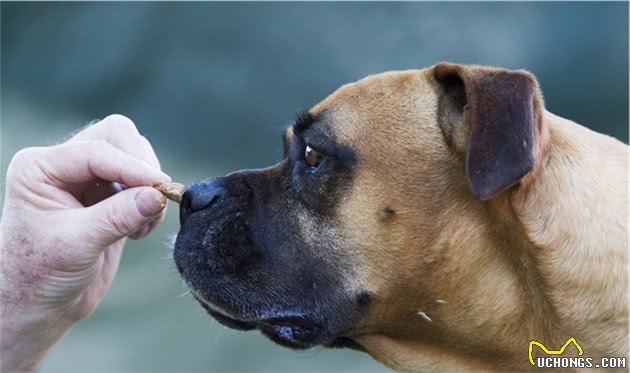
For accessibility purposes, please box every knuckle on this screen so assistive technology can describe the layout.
[7,147,43,177]
[10,147,38,165]
[83,139,112,154]
[80,140,117,172]
[68,140,105,163]
[102,114,138,134]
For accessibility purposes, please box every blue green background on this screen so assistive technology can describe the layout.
[1,2,627,372]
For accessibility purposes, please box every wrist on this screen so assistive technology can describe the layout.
[1,304,74,372]
[0,276,75,372]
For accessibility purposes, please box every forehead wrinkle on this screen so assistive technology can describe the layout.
[292,111,318,135]
[291,110,332,147]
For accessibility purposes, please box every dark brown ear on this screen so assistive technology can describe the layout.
[433,62,544,200]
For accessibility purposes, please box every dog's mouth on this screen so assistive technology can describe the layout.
[192,293,321,349]
[205,308,257,331]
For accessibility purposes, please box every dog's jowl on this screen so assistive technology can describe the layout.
[174,63,628,371]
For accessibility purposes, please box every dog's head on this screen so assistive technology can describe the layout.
[174,63,544,361]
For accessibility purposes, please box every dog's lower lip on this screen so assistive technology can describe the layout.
[191,291,318,332]
[259,316,318,330]
[208,309,321,346]
[208,309,257,330]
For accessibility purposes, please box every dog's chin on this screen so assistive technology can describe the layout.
[192,294,322,349]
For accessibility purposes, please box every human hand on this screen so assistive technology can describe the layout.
[0,115,170,372]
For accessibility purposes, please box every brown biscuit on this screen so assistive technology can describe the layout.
[154,182,185,203]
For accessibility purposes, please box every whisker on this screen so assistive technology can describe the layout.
[416,310,432,322]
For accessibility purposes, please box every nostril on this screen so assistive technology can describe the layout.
[179,190,193,226]
[179,180,225,225]
[189,187,223,211]
[181,190,192,210]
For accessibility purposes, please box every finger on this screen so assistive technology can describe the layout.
[129,223,151,240]
[129,204,166,240]
[41,140,170,187]
[137,134,161,170]
[80,186,166,248]
[100,243,124,293]
[146,210,165,233]
[71,114,162,170]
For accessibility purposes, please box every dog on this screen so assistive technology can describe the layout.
[173,62,628,371]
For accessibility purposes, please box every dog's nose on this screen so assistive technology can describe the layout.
[180,179,225,225]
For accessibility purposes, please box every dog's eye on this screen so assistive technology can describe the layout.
[304,145,322,168]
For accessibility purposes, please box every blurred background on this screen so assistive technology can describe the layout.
[1,2,628,372]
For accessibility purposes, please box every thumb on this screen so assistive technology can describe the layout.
[82,186,166,248]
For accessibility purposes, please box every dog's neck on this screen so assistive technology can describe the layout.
[511,111,628,359]
[356,111,628,371]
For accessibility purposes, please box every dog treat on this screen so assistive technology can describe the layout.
[154,182,185,203]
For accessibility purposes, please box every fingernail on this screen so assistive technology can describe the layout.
[136,188,166,217]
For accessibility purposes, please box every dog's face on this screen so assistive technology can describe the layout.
[174,63,542,360]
